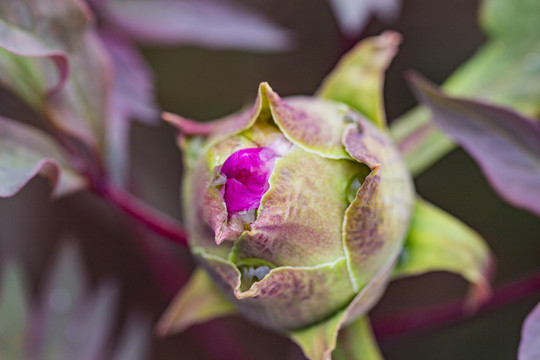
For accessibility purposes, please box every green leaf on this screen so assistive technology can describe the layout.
[391,0,540,175]
[480,0,540,38]
[0,261,28,360]
[393,199,493,306]
[156,268,236,336]
[317,31,401,128]
[0,116,87,197]
[333,318,383,360]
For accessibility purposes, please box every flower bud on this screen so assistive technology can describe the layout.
[181,83,414,331]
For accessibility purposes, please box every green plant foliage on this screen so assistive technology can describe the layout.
[391,0,540,175]
[317,31,401,128]
[394,199,492,305]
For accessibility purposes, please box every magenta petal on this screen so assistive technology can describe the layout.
[223,179,260,213]
[220,147,276,213]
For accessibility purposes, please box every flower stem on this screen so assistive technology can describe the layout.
[93,182,188,246]
[372,270,540,339]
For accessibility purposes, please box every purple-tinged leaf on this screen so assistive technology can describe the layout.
[328,0,401,36]
[98,28,158,185]
[27,243,86,359]
[101,0,292,51]
[28,242,150,359]
[112,316,150,360]
[410,74,540,217]
[99,29,157,126]
[391,0,540,176]
[519,301,540,360]
[0,0,112,150]
[0,19,68,96]
[0,116,86,198]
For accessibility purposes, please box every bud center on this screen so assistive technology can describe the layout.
[219,147,277,213]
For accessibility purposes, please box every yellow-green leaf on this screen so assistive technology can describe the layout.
[289,309,344,360]
[317,31,401,128]
[393,199,493,306]
[333,317,383,360]
[156,268,236,336]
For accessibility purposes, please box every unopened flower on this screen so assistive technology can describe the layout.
[172,82,415,331]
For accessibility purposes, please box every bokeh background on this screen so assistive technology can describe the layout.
[1,0,539,359]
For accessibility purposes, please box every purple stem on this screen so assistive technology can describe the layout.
[372,270,540,339]
[93,182,188,246]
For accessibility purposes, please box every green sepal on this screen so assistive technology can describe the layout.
[393,198,493,306]
[333,317,383,360]
[288,261,393,360]
[289,309,345,360]
[316,31,401,129]
[156,268,236,336]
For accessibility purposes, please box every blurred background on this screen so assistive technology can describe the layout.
[1,0,539,359]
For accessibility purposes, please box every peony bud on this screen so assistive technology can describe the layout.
[177,82,414,331]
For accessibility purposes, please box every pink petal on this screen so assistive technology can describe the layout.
[220,147,277,213]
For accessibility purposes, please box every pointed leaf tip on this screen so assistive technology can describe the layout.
[334,317,383,360]
[394,199,494,308]
[317,31,401,128]
[156,268,235,336]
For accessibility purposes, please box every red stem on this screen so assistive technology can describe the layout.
[372,270,540,339]
[93,182,188,246]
